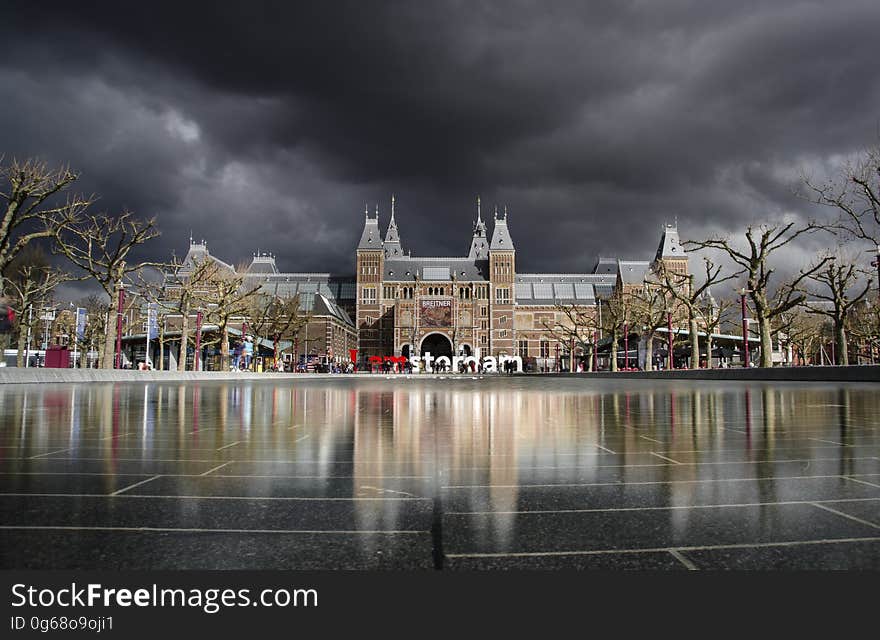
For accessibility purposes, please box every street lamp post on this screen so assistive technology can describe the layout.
[69,303,77,369]
[555,343,560,373]
[623,320,629,371]
[24,305,35,367]
[194,310,203,371]
[115,285,125,369]
[592,329,598,372]
[667,310,674,370]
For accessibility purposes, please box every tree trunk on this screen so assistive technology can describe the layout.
[644,333,654,371]
[705,335,714,369]
[16,326,27,367]
[158,320,165,371]
[220,324,230,371]
[586,343,594,372]
[103,303,116,369]
[835,321,848,366]
[610,330,619,372]
[178,304,189,372]
[689,314,699,369]
[759,316,773,367]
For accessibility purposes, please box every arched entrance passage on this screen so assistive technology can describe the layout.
[401,344,411,358]
[420,333,453,358]
[459,344,472,357]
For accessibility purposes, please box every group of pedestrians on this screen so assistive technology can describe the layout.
[231,337,254,371]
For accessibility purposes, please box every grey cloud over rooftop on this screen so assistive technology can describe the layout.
[1,1,878,282]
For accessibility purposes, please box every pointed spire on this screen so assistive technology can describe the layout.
[383,195,403,257]
[504,205,508,220]
[477,195,481,222]
[364,203,368,220]
[375,203,379,219]
[494,205,498,219]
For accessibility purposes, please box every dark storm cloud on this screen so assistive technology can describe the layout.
[1,0,879,280]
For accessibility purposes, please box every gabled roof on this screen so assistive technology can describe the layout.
[593,257,618,274]
[655,223,686,262]
[490,214,515,251]
[182,240,235,273]
[313,293,354,327]
[357,215,382,250]
[618,260,651,285]
[383,257,490,282]
[247,253,278,274]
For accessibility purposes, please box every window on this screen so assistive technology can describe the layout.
[499,330,508,338]
[480,319,489,330]
[518,339,529,358]
[540,340,550,358]
[361,287,377,304]
[480,334,487,345]
[499,315,507,324]
[383,286,396,299]
[495,287,510,305]
[459,287,471,300]
[533,283,553,298]
[481,306,488,317]
[424,266,450,280]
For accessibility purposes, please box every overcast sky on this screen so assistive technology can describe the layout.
[2,0,878,287]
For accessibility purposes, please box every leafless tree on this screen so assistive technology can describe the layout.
[629,280,672,371]
[0,158,92,295]
[596,291,628,371]
[802,144,880,246]
[687,222,832,367]
[196,264,261,370]
[245,292,310,369]
[3,245,71,366]
[775,307,824,366]
[656,257,737,369]
[161,255,223,371]
[76,294,109,368]
[798,255,871,365]
[53,211,161,368]
[693,292,735,369]
[540,304,598,371]
[847,293,880,364]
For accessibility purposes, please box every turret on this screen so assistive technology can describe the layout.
[383,195,404,257]
[489,205,515,251]
[654,221,688,275]
[467,196,489,259]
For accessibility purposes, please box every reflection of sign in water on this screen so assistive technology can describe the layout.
[420,299,452,327]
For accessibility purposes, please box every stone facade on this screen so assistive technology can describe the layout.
[355,200,690,367]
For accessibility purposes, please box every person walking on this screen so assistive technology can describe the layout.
[243,336,254,370]
[232,342,242,370]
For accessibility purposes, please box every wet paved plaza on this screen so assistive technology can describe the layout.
[1,377,879,570]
